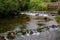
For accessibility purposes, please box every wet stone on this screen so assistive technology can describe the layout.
[0,36,6,40]
[7,31,16,39]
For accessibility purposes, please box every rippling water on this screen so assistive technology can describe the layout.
[13,12,59,40]
[13,27,60,40]
[1,12,59,40]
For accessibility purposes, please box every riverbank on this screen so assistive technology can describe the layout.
[0,14,31,33]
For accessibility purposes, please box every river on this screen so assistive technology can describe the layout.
[13,11,59,40]
[0,11,60,40]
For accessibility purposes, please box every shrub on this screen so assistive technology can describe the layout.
[55,15,60,23]
[37,3,47,11]
[51,0,58,2]
[0,0,30,18]
[57,6,60,15]
[30,2,47,11]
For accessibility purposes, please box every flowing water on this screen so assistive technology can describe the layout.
[0,11,60,40]
[13,27,60,40]
[13,12,59,40]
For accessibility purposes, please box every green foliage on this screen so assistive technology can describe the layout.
[55,15,60,23]
[0,0,30,15]
[30,0,49,11]
[51,0,58,2]
[29,2,38,10]
[37,3,47,11]
[57,6,60,15]
[19,0,30,11]
[30,0,60,11]
[30,0,51,2]
[0,0,19,13]
[0,0,59,14]
[55,15,60,20]
[58,0,60,2]
[30,2,47,11]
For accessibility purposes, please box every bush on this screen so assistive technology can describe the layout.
[0,0,19,13]
[57,6,60,15]
[55,15,60,23]
[30,2,47,11]
[51,0,58,2]
[0,0,30,18]
[37,3,47,11]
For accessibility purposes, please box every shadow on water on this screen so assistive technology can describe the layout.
[0,14,31,33]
